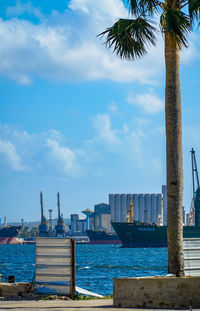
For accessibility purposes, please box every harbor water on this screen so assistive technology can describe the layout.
[0,244,167,296]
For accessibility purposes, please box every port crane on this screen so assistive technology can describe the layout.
[191,148,200,227]
[38,191,49,237]
[54,192,66,237]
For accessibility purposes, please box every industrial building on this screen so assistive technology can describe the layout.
[70,203,111,235]
[91,203,111,232]
[70,214,87,235]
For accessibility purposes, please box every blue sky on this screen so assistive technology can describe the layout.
[0,0,200,222]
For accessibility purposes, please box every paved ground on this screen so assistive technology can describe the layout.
[1,299,112,311]
[0,299,199,311]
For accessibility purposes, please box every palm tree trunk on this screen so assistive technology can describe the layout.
[165,33,184,276]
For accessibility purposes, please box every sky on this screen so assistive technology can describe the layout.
[0,0,200,223]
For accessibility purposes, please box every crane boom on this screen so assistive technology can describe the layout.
[191,148,200,199]
[191,148,200,227]
[40,191,44,219]
[57,192,61,220]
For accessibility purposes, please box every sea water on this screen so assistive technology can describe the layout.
[0,244,167,296]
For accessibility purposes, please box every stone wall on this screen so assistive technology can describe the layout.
[113,276,200,308]
[0,282,34,298]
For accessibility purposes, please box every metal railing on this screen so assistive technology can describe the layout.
[183,238,200,276]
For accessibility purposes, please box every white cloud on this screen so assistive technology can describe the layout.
[0,125,83,175]
[0,139,27,171]
[46,139,81,176]
[93,114,119,144]
[127,91,164,114]
[0,114,165,175]
[92,113,145,150]
[121,123,129,134]
[90,111,165,172]
[108,102,118,113]
[0,0,165,84]
[92,113,147,166]
[133,118,150,126]
[0,0,197,85]
[68,0,127,22]
[6,0,42,18]
[182,33,200,65]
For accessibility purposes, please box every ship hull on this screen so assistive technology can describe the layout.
[88,239,119,245]
[121,241,167,248]
[0,226,22,244]
[0,237,22,245]
[86,230,120,245]
[112,222,200,248]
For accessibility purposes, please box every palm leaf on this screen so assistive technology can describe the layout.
[99,18,157,60]
[128,0,161,16]
[188,0,200,24]
[160,8,191,47]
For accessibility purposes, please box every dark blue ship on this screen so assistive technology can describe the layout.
[86,230,120,244]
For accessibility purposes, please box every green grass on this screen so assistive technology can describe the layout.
[40,296,55,300]
[39,294,113,300]
[74,294,112,300]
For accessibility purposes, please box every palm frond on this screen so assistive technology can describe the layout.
[160,8,191,47]
[128,0,162,16]
[188,0,200,24]
[99,18,157,60]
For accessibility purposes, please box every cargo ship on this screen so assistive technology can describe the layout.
[86,230,120,244]
[112,182,200,248]
[0,226,22,244]
[111,222,200,248]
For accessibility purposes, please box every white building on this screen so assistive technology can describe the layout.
[109,192,163,230]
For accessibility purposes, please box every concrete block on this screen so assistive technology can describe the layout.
[0,282,33,298]
[113,276,200,308]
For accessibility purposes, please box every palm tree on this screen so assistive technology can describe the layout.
[99,0,198,276]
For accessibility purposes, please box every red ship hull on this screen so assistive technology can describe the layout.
[0,237,22,245]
